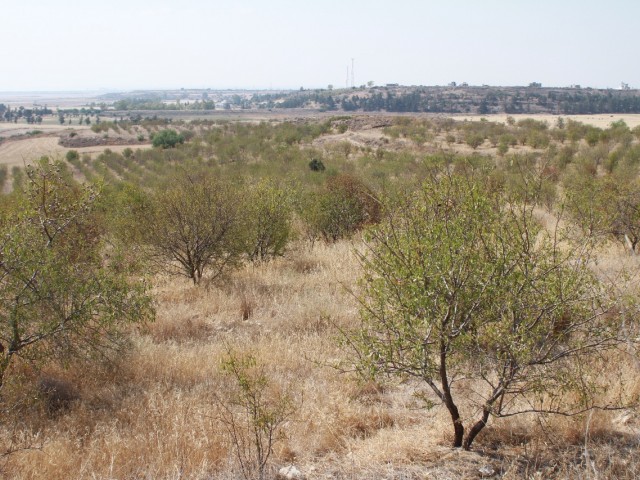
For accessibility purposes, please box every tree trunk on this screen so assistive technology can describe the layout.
[463,407,491,450]
[444,393,464,448]
[440,341,464,447]
[0,352,10,393]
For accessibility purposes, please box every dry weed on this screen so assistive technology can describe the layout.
[2,238,640,479]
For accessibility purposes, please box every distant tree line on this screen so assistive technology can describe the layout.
[252,92,338,110]
[113,97,216,111]
[1,105,53,124]
[253,87,640,114]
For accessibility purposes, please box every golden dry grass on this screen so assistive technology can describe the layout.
[0,138,152,169]
[452,113,640,129]
[1,239,640,479]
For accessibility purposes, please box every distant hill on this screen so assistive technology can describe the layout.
[251,85,640,115]
[97,85,640,116]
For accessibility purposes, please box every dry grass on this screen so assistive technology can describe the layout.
[1,239,639,479]
[451,113,640,129]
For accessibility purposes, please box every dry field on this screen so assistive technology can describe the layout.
[0,140,151,171]
[0,138,151,169]
[2,238,640,479]
[451,113,640,129]
[0,124,87,139]
[2,112,640,478]
[0,122,151,179]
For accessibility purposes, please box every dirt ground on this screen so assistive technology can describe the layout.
[0,137,151,168]
[451,113,640,128]
[0,123,89,139]
[0,119,152,168]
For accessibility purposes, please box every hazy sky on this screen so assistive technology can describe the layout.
[2,0,638,91]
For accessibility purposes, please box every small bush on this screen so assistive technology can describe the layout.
[216,350,298,480]
[465,132,484,149]
[66,150,79,162]
[308,158,325,172]
[152,129,185,149]
[240,180,294,262]
[302,174,381,242]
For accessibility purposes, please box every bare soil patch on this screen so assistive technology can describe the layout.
[0,124,89,139]
[0,137,151,167]
[58,136,149,148]
[452,113,640,128]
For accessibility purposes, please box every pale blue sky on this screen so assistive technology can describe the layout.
[1,0,638,91]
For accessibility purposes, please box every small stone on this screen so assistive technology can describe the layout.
[279,465,304,480]
[478,465,495,477]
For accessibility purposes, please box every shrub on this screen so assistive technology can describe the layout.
[215,350,298,480]
[308,158,325,172]
[240,180,294,262]
[65,150,79,162]
[464,132,484,149]
[302,174,381,242]
[152,129,184,149]
[0,160,154,392]
[348,172,626,450]
[143,172,242,284]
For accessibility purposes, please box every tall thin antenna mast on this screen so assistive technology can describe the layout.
[351,58,355,88]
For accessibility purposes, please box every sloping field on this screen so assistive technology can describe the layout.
[0,137,151,167]
[453,113,640,128]
[0,137,61,167]
[0,124,88,139]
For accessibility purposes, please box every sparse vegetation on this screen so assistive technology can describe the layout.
[1,113,640,479]
[0,160,154,392]
[216,349,298,480]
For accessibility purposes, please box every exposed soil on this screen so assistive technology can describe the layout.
[0,137,151,167]
[58,135,149,148]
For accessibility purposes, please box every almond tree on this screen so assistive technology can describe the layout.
[144,172,242,284]
[0,160,153,391]
[350,172,626,450]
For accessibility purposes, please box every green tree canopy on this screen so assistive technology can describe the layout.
[142,172,242,284]
[152,129,185,149]
[349,172,625,449]
[0,161,154,390]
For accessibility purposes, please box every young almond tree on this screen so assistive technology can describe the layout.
[350,172,626,450]
[0,161,154,391]
[144,172,242,285]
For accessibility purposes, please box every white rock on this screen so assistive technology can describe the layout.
[478,465,495,477]
[279,465,304,480]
